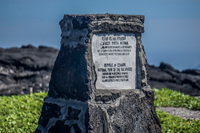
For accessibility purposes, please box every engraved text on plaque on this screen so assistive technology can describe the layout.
[92,33,136,89]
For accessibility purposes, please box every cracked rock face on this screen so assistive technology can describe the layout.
[149,62,200,96]
[36,14,161,133]
[0,45,59,96]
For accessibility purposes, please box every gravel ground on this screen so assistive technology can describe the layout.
[157,107,200,120]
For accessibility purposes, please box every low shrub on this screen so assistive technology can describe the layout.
[157,109,200,133]
[153,88,200,110]
[0,92,47,133]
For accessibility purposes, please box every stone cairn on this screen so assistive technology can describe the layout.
[36,14,161,133]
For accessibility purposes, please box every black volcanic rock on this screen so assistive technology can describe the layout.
[149,62,200,96]
[0,45,59,96]
[0,45,199,96]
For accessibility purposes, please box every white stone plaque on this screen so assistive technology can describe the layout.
[92,33,136,89]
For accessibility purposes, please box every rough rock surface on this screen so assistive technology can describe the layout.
[157,107,200,120]
[36,14,161,133]
[149,62,200,96]
[0,45,59,96]
[0,46,200,97]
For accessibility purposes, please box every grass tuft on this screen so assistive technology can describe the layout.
[153,88,200,110]
[157,109,200,133]
[0,92,47,133]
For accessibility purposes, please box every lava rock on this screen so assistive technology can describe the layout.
[149,62,200,96]
[0,45,200,97]
[0,44,59,96]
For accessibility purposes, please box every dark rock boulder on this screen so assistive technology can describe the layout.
[0,44,59,96]
[149,62,200,96]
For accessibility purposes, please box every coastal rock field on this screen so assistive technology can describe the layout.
[0,45,199,96]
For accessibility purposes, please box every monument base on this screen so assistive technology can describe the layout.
[88,89,160,132]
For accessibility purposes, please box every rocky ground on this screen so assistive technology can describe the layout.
[149,63,200,120]
[0,45,200,97]
[0,45,59,96]
[149,63,200,96]
[157,107,200,120]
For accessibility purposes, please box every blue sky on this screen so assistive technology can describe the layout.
[0,0,200,70]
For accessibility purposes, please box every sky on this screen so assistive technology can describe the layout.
[0,0,200,70]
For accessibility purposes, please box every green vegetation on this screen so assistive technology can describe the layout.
[153,88,200,110]
[154,88,200,132]
[157,109,200,133]
[0,88,199,132]
[0,92,47,133]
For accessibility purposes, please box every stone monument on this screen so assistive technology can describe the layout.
[36,14,161,133]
